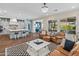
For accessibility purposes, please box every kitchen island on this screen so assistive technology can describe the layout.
[8,29,28,32]
[8,29,29,39]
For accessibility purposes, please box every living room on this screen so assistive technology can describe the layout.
[0,2,79,57]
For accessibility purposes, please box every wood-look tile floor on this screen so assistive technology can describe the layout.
[0,33,39,56]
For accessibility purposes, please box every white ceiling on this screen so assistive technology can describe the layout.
[0,3,79,19]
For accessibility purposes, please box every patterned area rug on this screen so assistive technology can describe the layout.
[5,42,57,56]
[5,43,29,56]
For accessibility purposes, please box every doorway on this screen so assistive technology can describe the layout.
[35,22,41,32]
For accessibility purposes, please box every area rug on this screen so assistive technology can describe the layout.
[5,42,57,56]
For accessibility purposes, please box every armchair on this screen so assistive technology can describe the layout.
[49,44,79,56]
[50,32,65,44]
[72,48,79,56]
[50,36,57,43]
[55,32,65,44]
[49,39,79,56]
[42,35,50,41]
[58,32,65,38]
[39,30,47,39]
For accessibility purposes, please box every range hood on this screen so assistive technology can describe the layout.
[9,18,18,25]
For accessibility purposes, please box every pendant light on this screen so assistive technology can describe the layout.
[41,3,48,13]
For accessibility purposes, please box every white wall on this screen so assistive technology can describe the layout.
[38,9,79,33]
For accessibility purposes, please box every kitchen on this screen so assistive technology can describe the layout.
[0,17,30,39]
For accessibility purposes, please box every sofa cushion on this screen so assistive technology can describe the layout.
[56,46,69,55]
[72,49,79,56]
[64,39,75,51]
[48,50,66,56]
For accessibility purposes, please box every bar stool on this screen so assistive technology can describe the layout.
[22,31,27,38]
[14,32,19,39]
[9,32,15,39]
[18,32,22,38]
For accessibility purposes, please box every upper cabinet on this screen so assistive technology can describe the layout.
[0,17,10,22]
[0,17,10,28]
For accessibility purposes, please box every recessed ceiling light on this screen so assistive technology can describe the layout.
[72,6,75,9]
[3,10,7,13]
[46,13,48,15]
[53,9,58,12]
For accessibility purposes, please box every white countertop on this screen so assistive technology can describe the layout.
[8,29,28,32]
